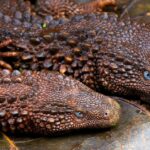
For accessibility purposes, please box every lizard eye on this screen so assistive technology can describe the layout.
[144,71,150,80]
[75,112,84,118]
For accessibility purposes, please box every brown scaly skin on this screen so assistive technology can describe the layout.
[0,0,36,70]
[1,11,150,102]
[0,0,150,134]
[35,0,116,19]
[0,70,120,135]
[0,0,120,136]
[0,0,116,70]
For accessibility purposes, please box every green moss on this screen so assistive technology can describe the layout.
[42,23,47,29]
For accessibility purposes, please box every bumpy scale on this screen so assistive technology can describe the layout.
[1,0,150,135]
[0,0,116,70]
[1,10,150,102]
[36,0,116,18]
[0,70,120,135]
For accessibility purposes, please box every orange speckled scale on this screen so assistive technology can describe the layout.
[0,60,12,70]
[0,39,20,70]
[0,39,12,48]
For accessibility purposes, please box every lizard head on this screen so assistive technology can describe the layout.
[0,71,120,135]
[65,93,121,130]
[96,43,150,102]
[37,73,121,135]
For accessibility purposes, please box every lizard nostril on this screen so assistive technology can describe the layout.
[104,111,109,117]
[105,113,108,116]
